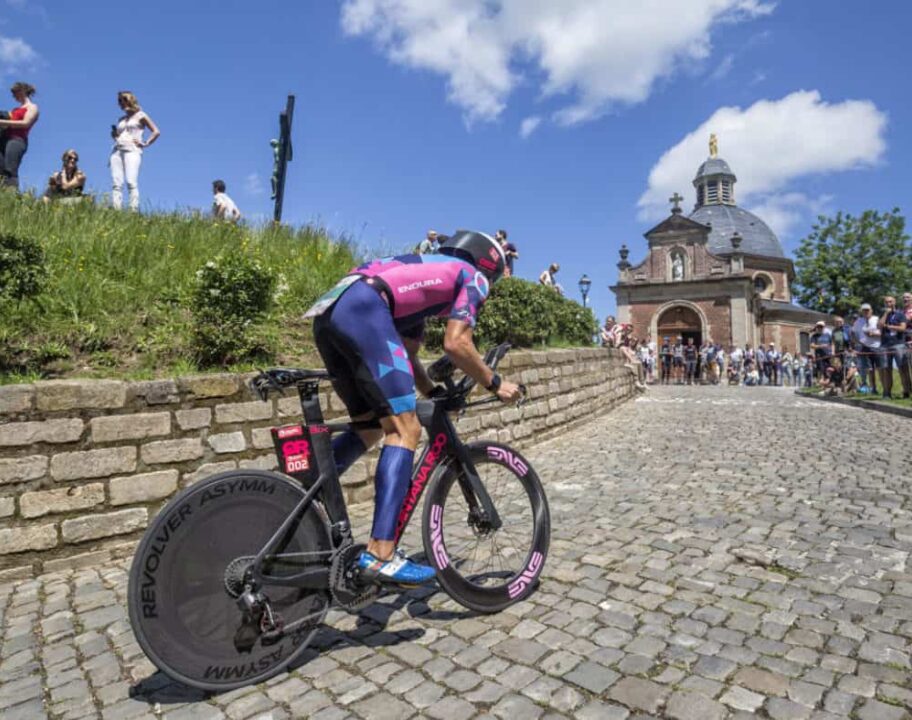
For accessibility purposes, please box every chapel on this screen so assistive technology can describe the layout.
[611,135,828,354]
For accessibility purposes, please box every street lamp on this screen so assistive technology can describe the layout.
[578,274,592,308]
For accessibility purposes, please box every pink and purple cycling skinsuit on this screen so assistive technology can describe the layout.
[312,254,490,417]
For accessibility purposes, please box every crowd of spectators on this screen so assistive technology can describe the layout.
[1,80,243,222]
[598,292,912,400]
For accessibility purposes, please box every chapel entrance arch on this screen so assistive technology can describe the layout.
[656,305,703,346]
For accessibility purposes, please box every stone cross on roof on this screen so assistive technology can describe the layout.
[669,192,684,214]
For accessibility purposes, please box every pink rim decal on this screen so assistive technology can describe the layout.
[429,504,449,569]
[486,446,528,477]
[507,551,543,599]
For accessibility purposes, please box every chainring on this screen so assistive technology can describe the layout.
[330,543,380,612]
[224,555,255,598]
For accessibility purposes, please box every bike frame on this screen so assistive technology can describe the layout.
[249,380,502,589]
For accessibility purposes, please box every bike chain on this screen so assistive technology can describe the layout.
[330,543,380,612]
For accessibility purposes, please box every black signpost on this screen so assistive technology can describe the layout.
[271,95,296,224]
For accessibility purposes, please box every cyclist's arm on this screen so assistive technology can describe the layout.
[403,336,435,397]
[443,319,520,401]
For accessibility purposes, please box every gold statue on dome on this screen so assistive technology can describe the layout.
[709,133,719,158]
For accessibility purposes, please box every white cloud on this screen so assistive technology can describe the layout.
[244,172,266,197]
[519,116,541,139]
[0,35,37,72]
[744,192,833,239]
[341,0,774,125]
[637,90,888,231]
[708,53,735,82]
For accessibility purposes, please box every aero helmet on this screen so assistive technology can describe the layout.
[438,230,507,282]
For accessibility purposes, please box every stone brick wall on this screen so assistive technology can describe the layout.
[0,348,635,578]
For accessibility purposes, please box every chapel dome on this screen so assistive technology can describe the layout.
[690,204,785,259]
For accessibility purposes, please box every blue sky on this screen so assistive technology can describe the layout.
[3,1,909,320]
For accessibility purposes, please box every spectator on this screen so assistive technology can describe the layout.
[767,343,780,386]
[831,316,851,364]
[729,344,743,380]
[417,230,438,255]
[683,338,697,385]
[716,344,726,382]
[901,291,912,398]
[618,331,646,391]
[852,304,882,394]
[878,295,908,399]
[42,149,85,204]
[600,316,617,347]
[0,81,39,190]
[495,229,519,277]
[645,335,656,383]
[659,336,672,385]
[804,353,815,387]
[637,340,651,383]
[792,351,802,387]
[539,263,559,290]
[212,180,241,223]
[706,342,718,384]
[672,336,684,384]
[744,365,760,386]
[818,358,844,396]
[809,321,833,378]
[780,347,793,386]
[755,344,767,385]
[110,90,160,211]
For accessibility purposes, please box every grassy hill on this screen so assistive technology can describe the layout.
[0,191,357,383]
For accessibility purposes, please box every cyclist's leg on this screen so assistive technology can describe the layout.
[314,313,383,474]
[315,282,433,583]
[368,411,421,560]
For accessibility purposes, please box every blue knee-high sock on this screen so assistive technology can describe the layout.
[371,445,415,541]
[332,430,367,476]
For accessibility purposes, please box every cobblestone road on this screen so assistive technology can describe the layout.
[2,386,911,720]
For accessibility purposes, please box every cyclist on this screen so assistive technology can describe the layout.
[306,231,522,585]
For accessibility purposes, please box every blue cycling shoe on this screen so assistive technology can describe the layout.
[357,550,436,586]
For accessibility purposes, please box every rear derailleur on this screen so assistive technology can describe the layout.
[236,584,285,644]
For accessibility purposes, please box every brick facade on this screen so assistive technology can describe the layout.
[612,209,827,348]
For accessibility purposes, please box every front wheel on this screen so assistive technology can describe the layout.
[127,470,333,691]
[422,442,550,613]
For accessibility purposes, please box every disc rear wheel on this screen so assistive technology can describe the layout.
[128,470,332,691]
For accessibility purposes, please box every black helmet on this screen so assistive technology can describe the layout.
[438,230,506,282]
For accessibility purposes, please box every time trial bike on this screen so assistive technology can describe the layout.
[127,343,550,691]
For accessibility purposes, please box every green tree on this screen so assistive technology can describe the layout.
[794,209,912,316]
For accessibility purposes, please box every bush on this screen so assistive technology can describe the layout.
[0,232,46,303]
[0,191,357,380]
[189,252,276,366]
[424,277,597,350]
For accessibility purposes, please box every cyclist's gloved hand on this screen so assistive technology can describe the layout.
[427,385,448,399]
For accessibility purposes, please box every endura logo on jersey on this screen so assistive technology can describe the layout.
[398,278,443,293]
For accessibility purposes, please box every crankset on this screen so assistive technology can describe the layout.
[330,543,380,612]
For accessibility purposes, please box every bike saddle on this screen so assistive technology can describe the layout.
[250,367,331,399]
